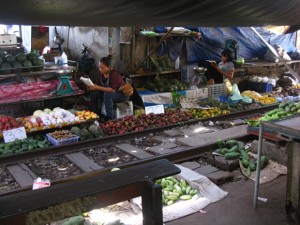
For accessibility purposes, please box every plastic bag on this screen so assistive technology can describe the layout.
[229,84,243,101]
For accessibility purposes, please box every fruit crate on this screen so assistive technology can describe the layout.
[46,133,79,146]
[208,83,227,99]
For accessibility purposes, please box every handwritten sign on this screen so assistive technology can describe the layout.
[145,105,165,115]
[3,127,27,143]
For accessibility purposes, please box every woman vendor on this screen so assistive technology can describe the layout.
[88,55,129,120]
[198,49,235,85]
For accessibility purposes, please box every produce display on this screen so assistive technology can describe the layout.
[155,176,199,206]
[0,52,44,75]
[145,77,189,92]
[74,110,98,120]
[71,124,106,140]
[0,80,82,104]
[0,115,23,132]
[101,109,193,135]
[23,108,98,131]
[24,107,80,130]
[189,107,230,119]
[47,130,78,140]
[241,91,277,105]
[197,98,260,112]
[247,100,300,127]
[0,135,52,156]
[214,139,269,175]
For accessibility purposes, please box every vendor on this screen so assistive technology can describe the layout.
[199,49,235,85]
[87,55,129,120]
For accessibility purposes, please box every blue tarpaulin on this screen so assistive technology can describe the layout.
[157,27,298,63]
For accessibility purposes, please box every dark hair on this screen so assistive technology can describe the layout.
[100,55,112,67]
[221,49,233,62]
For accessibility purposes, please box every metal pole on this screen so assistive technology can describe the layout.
[251,27,300,81]
[254,123,264,208]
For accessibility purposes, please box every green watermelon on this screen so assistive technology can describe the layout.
[13,61,23,72]
[4,54,15,64]
[0,62,12,74]
[15,53,27,63]
[22,60,32,72]
[32,58,44,71]
[26,52,38,62]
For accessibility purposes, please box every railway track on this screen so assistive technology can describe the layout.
[0,104,278,196]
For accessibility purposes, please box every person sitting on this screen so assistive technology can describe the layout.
[198,49,235,85]
[87,55,129,120]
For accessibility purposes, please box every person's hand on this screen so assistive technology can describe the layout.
[210,61,217,67]
[87,84,98,91]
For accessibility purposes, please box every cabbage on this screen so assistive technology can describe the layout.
[43,108,52,113]
[33,110,43,118]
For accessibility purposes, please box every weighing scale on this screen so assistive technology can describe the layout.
[56,69,74,95]
[190,66,207,89]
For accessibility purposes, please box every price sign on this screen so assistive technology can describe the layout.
[3,127,27,143]
[145,105,165,115]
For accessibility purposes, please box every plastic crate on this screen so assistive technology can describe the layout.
[208,83,227,99]
[46,133,79,146]
[218,95,241,103]
[247,81,273,93]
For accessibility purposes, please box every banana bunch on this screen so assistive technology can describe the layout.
[155,176,200,206]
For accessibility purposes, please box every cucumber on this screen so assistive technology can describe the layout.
[249,163,256,171]
[224,152,240,160]
[241,158,249,168]
[260,155,269,169]
[179,195,192,200]
[240,150,249,160]
[227,145,239,153]
[225,140,238,148]
[216,139,226,148]
[237,141,245,150]
[214,148,223,154]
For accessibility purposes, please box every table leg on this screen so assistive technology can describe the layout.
[254,123,264,208]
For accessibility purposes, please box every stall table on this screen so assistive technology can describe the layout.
[254,115,300,223]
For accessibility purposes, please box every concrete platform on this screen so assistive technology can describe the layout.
[166,175,290,225]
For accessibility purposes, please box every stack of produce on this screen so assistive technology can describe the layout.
[155,176,199,206]
[198,98,259,112]
[0,115,23,133]
[74,110,98,120]
[0,135,52,156]
[189,107,230,119]
[0,52,44,74]
[246,100,300,127]
[214,139,269,175]
[241,91,276,105]
[145,77,189,93]
[71,124,106,141]
[23,107,81,130]
[101,109,193,135]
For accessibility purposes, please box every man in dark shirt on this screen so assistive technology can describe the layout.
[87,55,129,120]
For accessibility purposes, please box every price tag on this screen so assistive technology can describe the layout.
[145,105,165,115]
[3,127,27,143]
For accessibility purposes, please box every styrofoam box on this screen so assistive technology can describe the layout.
[116,101,133,119]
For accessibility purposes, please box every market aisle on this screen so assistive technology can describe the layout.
[166,175,288,225]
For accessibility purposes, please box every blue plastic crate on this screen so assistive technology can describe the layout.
[218,95,241,103]
[46,133,79,146]
[247,81,273,93]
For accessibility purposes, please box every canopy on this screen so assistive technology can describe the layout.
[0,0,300,27]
